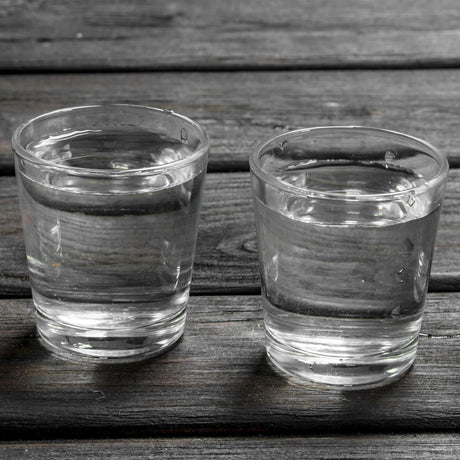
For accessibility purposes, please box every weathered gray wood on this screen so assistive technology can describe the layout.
[1,434,459,459]
[3,70,460,173]
[2,170,460,296]
[1,0,460,71]
[0,293,459,439]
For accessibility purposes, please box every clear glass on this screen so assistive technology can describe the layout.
[12,105,209,363]
[250,126,449,388]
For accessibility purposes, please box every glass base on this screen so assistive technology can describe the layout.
[36,307,186,364]
[266,331,417,389]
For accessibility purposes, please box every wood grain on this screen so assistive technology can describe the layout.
[1,434,459,459]
[3,70,460,173]
[2,170,460,296]
[0,293,459,439]
[2,0,459,447]
[2,0,460,71]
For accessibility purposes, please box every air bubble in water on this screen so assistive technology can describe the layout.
[407,193,415,207]
[385,150,396,162]
[395,268,405,283]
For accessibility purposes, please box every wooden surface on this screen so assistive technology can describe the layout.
[1,1,460,457]
[2,0,460,71]
[1,434,459,459]
[0,294,459,440]
[2,169,460,297]
[3,70,460,174]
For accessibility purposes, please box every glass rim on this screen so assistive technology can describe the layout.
[249,125,449,201]
[12,104,210,177]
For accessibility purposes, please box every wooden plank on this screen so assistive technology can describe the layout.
[2,70,460,174]
[0,293,459,439]
[1,435,459,459]
[1,0,460,71]
[2,170,460,296]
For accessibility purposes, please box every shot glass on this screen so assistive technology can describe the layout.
[13,105,209,362]
[250,126,448,388]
